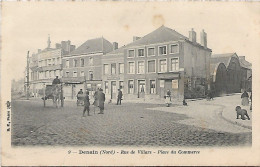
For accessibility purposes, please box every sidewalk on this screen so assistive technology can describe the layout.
[213,95,252,129]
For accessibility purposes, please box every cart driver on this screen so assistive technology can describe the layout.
[52,76,61,85]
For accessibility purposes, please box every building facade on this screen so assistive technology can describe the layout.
[210,53,247,95]
[29,36,75,97]
[62,37,113,99]
[102,26,212,101]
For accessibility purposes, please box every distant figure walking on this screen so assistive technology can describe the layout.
[241,90,249,106]
[117,89,123,105]
[93,89,100,113]
[98,89,106,114]
[250,93,252,110]
[83,91,90,117]
[52,76,61,85]
[167,90,171,101]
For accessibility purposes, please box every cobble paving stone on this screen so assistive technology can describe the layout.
[11,100,251,147]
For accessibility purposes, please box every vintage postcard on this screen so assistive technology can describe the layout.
[1,1,260,166]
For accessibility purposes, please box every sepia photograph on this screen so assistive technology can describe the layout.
[1,1,260,166]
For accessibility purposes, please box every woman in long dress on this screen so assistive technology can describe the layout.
[241,90,249,106]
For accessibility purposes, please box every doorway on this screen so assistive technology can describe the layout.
[138,80,146,98]
[111,81,117,99]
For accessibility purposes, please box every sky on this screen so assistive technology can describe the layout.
[2,2,260,81]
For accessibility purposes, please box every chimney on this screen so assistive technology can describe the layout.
[189,28,196,43]
[113,42,118,50]
[133,36,141,42]
[38,49,41,53]
[56,43,61,49]
[70,45,76,52]
[200,29,207,48]
[239,56,245,60]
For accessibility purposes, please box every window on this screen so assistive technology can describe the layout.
[128,62,135,74]
[45,71,47,78]
[48,59,52,66]
[66,71,69,77]
[111,63,116,75]
[148,60,156,73]
[170,44,179,54]
[104,64,109,75]
[119,63,124,74]
[128,50,135,58]
[57,57,60,64]
[74,59,77,67]
[54,70,56,77]
[138,61,145,74]
[158,46,167,55]
[119,81,124,93]
[138,49,144,57]
[104,81,109,94]
[89,71,93,80]
[147,47,155,56]
[128,80,134,94]
[66,60,69,68]
[89,57,93,65]
[159,59,167,72]
[73,71,77,77]
[171,58,179,71]
[80,58,84,67]
[52,58,55,65]
[80,71,84,77]
[45,60,47,66]
[150,80,156,94]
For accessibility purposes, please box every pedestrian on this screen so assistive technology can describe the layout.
[98,89,105,114]
[241,90,249,106]
[167,90,171,101]
[117,89,123,105]
[250,93,252,111]
[92,88,99,113]
[82,91,90,117]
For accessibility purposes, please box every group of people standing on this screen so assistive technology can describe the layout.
[82,88,106,117]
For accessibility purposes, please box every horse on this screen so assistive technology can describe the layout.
[52,84,61,108]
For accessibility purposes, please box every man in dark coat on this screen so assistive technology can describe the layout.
[98,89,105,114]
[83,91,90,117]
[117,89,123,105]
[52,76,61,85]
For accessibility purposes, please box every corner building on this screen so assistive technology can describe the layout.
[103,26,212,101]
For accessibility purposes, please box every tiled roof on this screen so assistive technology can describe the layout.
[211,53,238,67]
[69,37,113,56]
[239,57,252,69]
[125,25,189,47]
[105,46,125,55]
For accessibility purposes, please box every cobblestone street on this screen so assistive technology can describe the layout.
[11,97,252,147]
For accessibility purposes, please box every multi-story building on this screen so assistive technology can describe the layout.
[62,37,113,99]
[102,26,212,100]
[29,36,75,97]
[102,43,125,100]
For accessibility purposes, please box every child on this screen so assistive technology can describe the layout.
[83,91,90,117]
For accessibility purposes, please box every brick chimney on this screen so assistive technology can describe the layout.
[113,42,118,50]
[200,29,207,48]
[133,36,141,42]
[189,28,196,43]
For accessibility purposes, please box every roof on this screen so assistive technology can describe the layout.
[210,62,226,75]
[239,57,252,69]
[125,25,189,48]
[211,53,239,67]
[105,46,125,55]
[69,37,113,56]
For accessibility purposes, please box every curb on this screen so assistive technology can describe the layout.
[202,102,252,130]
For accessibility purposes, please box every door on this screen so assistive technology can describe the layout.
[138,80,146,98]
[111,81,117,99]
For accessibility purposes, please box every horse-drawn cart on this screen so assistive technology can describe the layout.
[42,84,64,107]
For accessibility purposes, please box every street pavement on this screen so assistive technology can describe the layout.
[11,96,251,147]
